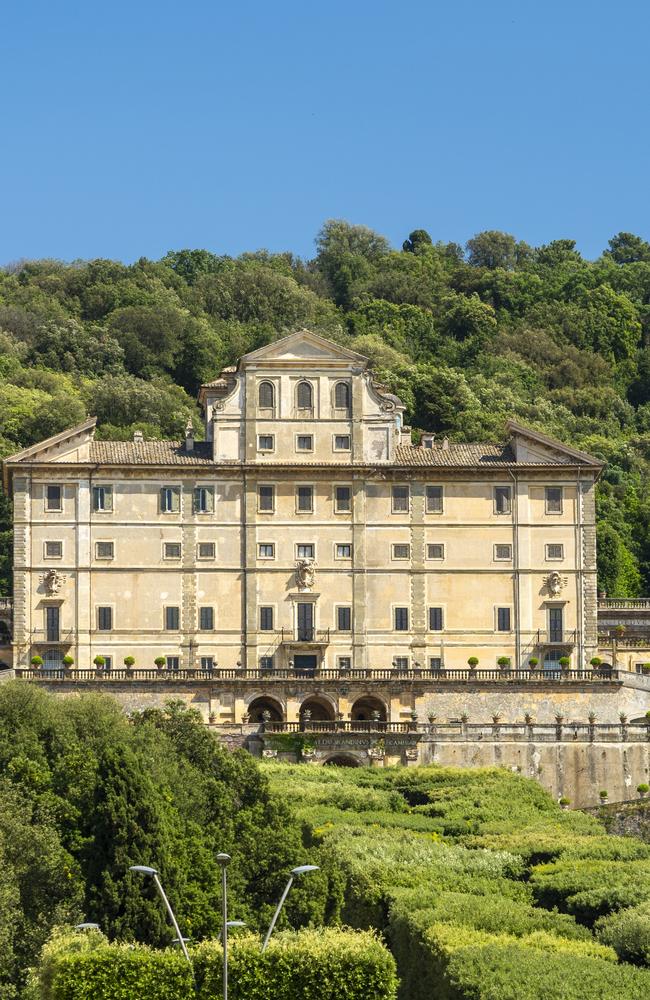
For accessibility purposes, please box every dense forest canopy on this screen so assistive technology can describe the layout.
[1,221,650,595]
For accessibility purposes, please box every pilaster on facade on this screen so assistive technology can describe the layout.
[410,481,427,664]
[352,473,368,670]
[181,482,198,670]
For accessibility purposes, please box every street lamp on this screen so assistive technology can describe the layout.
[216,853,231,1000]
[261,865,320,952]
[74,923,100,931]
[128,865,191,964]
[220,919,246,940]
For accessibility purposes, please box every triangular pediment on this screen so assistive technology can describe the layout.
[240,330,369,367]
[506,420,604,467]
[4,417,97,465]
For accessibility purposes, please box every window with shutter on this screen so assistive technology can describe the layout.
[258,381,274,409]
[394,607,409,631]
[199,607,214,630]
[160,487,180,513]
[165,607,180,630]
[334,382,350,410]
[97,606,113,631]
[296,381,313,409]
[193,486,214,513]
[92,486,113,511]
[497,607,511,632]
[426,485,443,513]
[429,607,444,631]
[260,607,274,631]
[337,607,352,631]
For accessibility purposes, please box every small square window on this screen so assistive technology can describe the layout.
[258,543,275,559]
[336,543,352,559]
[296,486,313,512]
[338,656,351,671]
[427,543,445,560]
[199,607,214,630]
[201,656,214,672]
[337,606,352,631]
[296,543,314,559]
[258,485,275,512]
[193,486,214,513]
[429,607,444,631]
[392,485,409,513]
[96,541,114,560]
[97,606,113,631]
[394,607,409,631]
[160,486,180,514]
[334,435,351,451]
[166,656,180,671]
[260,655,274,671]
[546,543,564,560]
[297,435,313,451]
[45,541,62,558]
[258,434,275,451]
[165,607,180,630]
[260,606,274,631]
[494,486,512,514]
[198,542,215,559]
[394,656,409,672]
[426,485,443,513]
[164,542,182,559]
[335,486,352,512]
[392,543,410,560]
[497,607,511,632]
[92,485,113,512]
[45,485,62,511]
[494,543,512,561]
[429,657,442,671]
[545,487,563,513]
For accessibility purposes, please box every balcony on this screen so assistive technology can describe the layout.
[30,629,75,646]
[535,629,577,646]
[598,598,650,610]
[279,627,330,647]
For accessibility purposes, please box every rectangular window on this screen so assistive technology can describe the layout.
[546,543,564,560]
[429,607,444,631]
[338,656,351,671]
[199,607,214,630]
[193,486,214,513]
[44,541,63,558]
[394,656,409,672]
[336,543,352,559]
[545,487,563,513]
[97,606,113,631]
[426,485,443,513]
[164,542,182,559]
[426,543,445,560]
[200,656,214,672]
[258,435,274,451]
[260,606,274,631]
[392,543,410,560]
[160,486,180,513]
[45,606,60,642]
[497,607,511,632]
[45,485,62,511]
[296,543,314,559]
[92,485,113,512]
[260,655,274,671]
[165,606,180,630]
[296,435,313,451]
[258,543,275,559]
[334,435,351,450]
[166,656,180,672]
[494,543,512,561]
[548,607,564,643]
[337,606,352,631]
[494,486,512,514]
[394,607,409,631]
[95,541,114,559]
[297,486,314,511]
[429,657,442,671]
[258,485,275,512]
[392,485,409,513]
[335,485,351,512]
[198,542,215,559]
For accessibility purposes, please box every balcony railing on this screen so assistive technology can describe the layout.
[30,629,75,645]
[535,629,577,645]
[279,628,330,644]
[598,599,650,610]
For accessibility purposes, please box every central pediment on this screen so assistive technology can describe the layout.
[240,329,369,367]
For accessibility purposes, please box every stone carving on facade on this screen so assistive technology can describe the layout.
[261,748,277,759]
[41,569,65,595]
[367,746,385,760]
[296,558,316,591]
[404,747,419,761]
[545,571,568,596]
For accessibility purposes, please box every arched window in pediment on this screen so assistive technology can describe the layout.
[296,380,313,409]
[334,381,351,411]
[258,381,275,409]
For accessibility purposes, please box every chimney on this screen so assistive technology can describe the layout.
[185,419,194,453]
[133,430,144,444]
[421,434,435,449]
[441,436,449,451]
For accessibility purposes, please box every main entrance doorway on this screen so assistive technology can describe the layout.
[293,654,318,673]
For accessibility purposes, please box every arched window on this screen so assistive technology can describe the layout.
[258,381,274,409]
[296,381,313,409]
[334,382,351,410]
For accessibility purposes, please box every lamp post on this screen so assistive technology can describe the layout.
[128,865,190,964]
[74,923,100,931]
[261,865,319,952]
[216,853,231,1000]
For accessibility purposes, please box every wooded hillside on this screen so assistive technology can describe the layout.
[1,222,649,595]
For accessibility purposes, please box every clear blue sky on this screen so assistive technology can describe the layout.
[1,0,649,264]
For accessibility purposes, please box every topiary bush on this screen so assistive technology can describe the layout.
[595,900,650,966]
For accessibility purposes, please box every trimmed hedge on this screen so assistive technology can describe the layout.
[31,928,398,1000]
[530,859,650,924]
[595,901,650,965]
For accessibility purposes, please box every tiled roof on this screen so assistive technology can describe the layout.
[394,443,518,466]
[88,441,215,465]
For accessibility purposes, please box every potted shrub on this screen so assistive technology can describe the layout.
[467,656,479,675]
[30,655,43,669]
[241,712,250,724]
[599,789,609,804]
[588,711,597,725]
[614,624,626,638]
[492,713,502,725]
[637,783,649,799]
[619,712,628,725]
[559,796,570,810]
[427,711,437,724]
[154,656,166,673]
[497,656,511,672]
[410,709,418,722]
[590,656,602,671]
[62,654,74,673]
[524,712,534,725]
[93,655,106,672]
[555,713,564,726]
[460,712,469,724]
[559,656,571,673]
[528,657,539,672]
[643,664,650,676]
[124,655,135,675]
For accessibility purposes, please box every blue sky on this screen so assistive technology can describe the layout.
[1,0,649,263]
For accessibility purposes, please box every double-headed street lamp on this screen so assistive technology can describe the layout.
[128,865,191,964]
[261,865,320,952]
